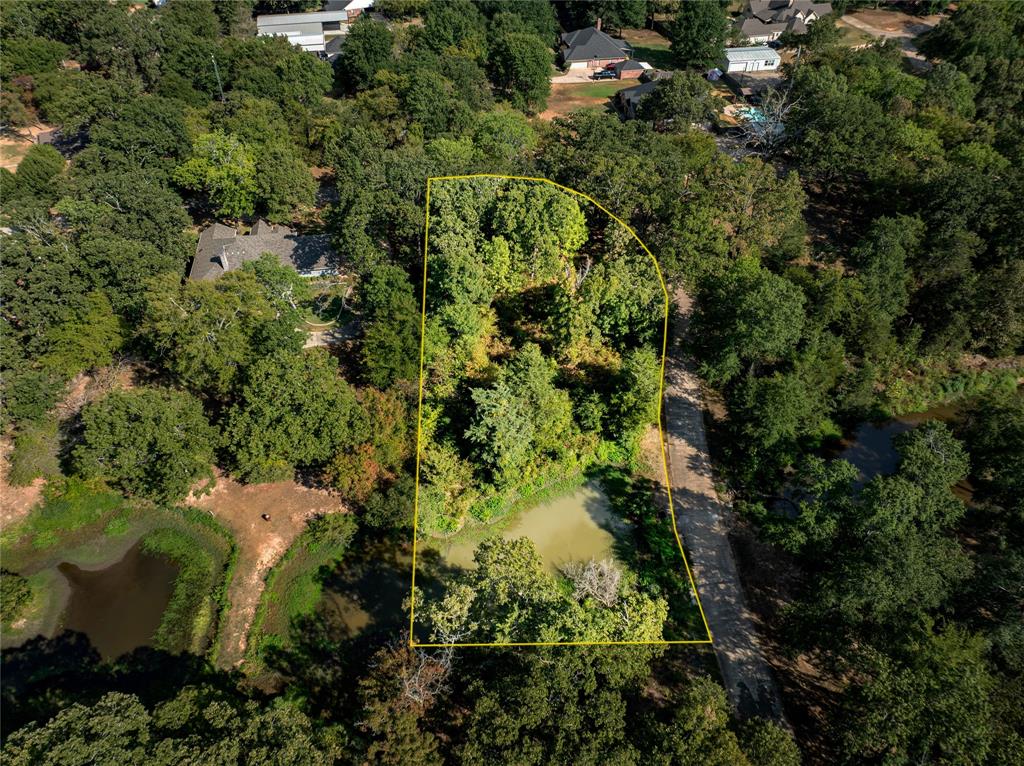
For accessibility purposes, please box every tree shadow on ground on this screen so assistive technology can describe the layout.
[587,465,706,640]
[1,631,245,738]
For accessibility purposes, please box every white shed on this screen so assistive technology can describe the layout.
[721,46,782,73]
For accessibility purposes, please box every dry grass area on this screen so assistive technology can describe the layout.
[188,471,348,667]
[619,27,671,49]
[620,27,675,70]
[0,137,33,172]
[539,81,626,121]
[835,19,877,48]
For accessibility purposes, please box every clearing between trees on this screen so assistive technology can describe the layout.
[187,472,346,667]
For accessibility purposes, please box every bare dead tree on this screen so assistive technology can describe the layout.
[398,627,464,708]
[739,87,799,157]
[561,558,622,608]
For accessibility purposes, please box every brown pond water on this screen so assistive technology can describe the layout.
[319,484,632,638]
[57,541,178,659]
[318,543,412,638]
[439,482,630,573]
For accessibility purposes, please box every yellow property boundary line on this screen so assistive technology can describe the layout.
[409,174,714,648]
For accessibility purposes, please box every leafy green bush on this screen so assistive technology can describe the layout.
[73,388,217,503]
[0,571,33,629]
[6,417,60,487]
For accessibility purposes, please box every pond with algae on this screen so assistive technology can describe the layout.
[437,481,631,573]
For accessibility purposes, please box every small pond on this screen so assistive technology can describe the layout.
[316,483,631,640]
[439,481,630,573]
[318,544,411,639]
[835,405,959,485]
[57,540,178,659]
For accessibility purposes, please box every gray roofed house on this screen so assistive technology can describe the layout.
[615,70,672,118]
[189,220,337,281]
[735,0,832,43]
[559,25,632,68]
[613,59,649,79]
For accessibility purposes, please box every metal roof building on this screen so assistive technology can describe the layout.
[721,46,782,73]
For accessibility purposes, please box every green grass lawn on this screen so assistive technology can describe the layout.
[568,81,631,98]
[630,45,675,70]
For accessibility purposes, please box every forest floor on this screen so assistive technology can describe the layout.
[731,518,843,763]
[187,472,346,668]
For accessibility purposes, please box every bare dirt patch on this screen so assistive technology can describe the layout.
[0,438,45,529]
[844,8,943,36]
[0,124,55,172]
[188,471,348,667]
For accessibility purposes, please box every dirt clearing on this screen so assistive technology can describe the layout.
[188,471,348,667]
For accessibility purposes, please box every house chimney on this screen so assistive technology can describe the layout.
[595,17,602,32]
[218,246,230,271]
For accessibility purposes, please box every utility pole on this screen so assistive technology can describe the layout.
[210,54,224,101]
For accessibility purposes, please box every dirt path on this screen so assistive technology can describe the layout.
[188,472,346,668]
[662,286,786,722]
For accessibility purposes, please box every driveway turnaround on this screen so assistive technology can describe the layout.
[663,287,787,722]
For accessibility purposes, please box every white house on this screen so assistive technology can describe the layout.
[256,1,373,54]
[721,46,782,73]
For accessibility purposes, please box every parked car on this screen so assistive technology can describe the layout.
[592,69,617,80]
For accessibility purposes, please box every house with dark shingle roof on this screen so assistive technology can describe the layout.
[559,22,632,70]
[188,220,337,281]
[735,0,833,44]
[614,59,650,79]
[615,70,673,119]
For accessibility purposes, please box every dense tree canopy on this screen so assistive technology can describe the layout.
[1,2,1020,764]
[668,0,727,69]
[73,388,217,503]
[224,350,362,483]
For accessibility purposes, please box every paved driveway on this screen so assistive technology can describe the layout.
[663,287,786,722]
[551,68,601,84]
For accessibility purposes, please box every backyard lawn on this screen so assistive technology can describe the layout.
[620,27,675,70]
[540,81,629,120]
